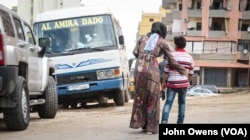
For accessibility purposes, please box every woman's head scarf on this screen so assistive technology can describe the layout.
[144,22,167,51]
[150,22,167,39]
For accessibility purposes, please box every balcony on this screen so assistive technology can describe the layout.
[162,0,176,9]
[165,32,181,41]
[172,10,181,18]
[240,31,250,40]
[188,10,202,18]
[209,10,227,18]
[187,30,202,36]
[242,11,250,19]
[161,17,167,25]
[165,33,173,40]
[161,13,173,24]
[191,53,236,60]
[236,52,250,61]
[208,31,227,38]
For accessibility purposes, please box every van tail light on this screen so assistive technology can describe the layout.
[0,33,5,65]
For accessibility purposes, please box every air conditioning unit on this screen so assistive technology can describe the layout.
[184,18,189,22]
[247,27,250,32]
[180,31,187,36]
[243,49,248,54]
[226,5,231,11]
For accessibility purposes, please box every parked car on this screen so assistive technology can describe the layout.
[189,85,220,93]
[187,87,220,96]
[0,4,57,131]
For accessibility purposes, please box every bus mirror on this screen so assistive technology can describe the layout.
[39,37,51,48]
[119,35,124,45]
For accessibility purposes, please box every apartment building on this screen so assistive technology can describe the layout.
[137,12,161,39]
[161,0,250,88]
[136,7,169,63]
[17,0,81,24]
[137,6,169,39]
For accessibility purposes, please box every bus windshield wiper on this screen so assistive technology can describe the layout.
[45,51,73,55]
[91,48,104,51]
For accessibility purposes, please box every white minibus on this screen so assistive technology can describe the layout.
[33,6,130,108]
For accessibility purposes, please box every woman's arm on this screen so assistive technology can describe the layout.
[159,42,186,75]
[133,36,145,58]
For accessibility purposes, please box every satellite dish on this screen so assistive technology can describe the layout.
[247,27,250,32]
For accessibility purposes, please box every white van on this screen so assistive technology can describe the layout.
[33,6,130,107]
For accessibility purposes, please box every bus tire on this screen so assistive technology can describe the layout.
[124,88,130,102]
[114,89,124,106]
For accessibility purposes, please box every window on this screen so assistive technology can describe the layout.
[178,3,182,10]
[13,18,25,40]
[213,2,222,9]
[0,9,15,37]
[194,89,202,92]
[166,25,172,33]
[213,22,222,30]
[246,3,250,10]
[241,24,249,31]
[196,22,202,30]
[149,18,154,22]
[197,2,202,9]
[238,43,249,51]
[35,15,117,52]
[24,23,35,45]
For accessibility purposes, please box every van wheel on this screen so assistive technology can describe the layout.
[38,76,58,118]
[3,76,30,131]
[114,89,124,106]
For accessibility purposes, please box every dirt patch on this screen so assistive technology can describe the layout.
[1,91,250,140]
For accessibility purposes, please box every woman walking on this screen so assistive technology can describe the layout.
[129,22,186,134]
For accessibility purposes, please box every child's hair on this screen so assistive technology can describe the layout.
[174,36,186,48]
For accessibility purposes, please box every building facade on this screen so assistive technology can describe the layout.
[17,0,82,24]
[137,12,161,39]
[136,7,169,63]
[137,6,169,41]
[161,0,250,88]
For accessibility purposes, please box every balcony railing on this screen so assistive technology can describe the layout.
[240,31,250,40]
[209,10,227,17]
[188,10,202,18]
[236,52,250,60]
[242,11,250,19]
[208,31,227,38]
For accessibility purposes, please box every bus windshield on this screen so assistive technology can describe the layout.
[34,15,117,53]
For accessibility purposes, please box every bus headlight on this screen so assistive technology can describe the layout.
[106,70,113,77]
[98,71,106,79]
[97,69,120,80]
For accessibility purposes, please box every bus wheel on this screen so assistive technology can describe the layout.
[124,88,130,102]
[114,89,124,106]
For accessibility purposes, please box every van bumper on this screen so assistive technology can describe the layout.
[57,78,122,96]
